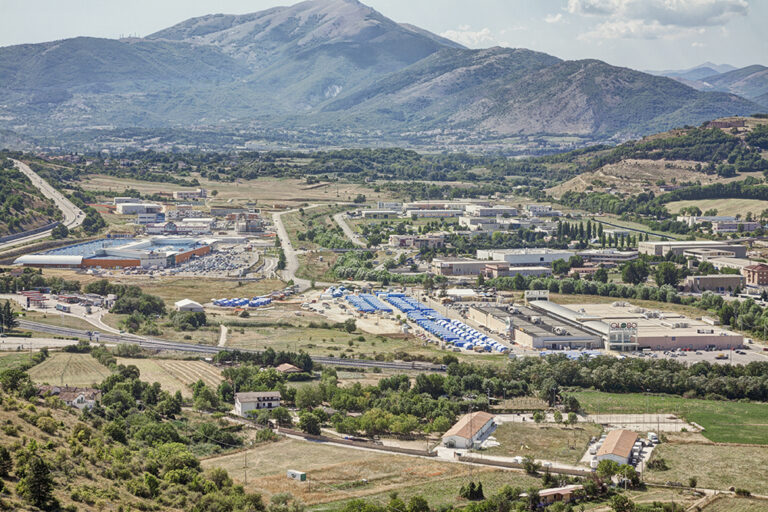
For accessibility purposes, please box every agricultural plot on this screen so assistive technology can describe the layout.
[666,198,768,218]
[646,443,768,495]
[572,391,768,444]
[703,497,768,511]
[28,353,112,387]
[116,358,223,396]
[201,438,539,508]
[483,422,603,465]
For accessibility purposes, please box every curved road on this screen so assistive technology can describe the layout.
[272,204,323,291]
[0,159,84,252]
[333,211,367,247]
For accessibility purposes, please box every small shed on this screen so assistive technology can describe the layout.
[175,299,204,313]
[287,470,306,481]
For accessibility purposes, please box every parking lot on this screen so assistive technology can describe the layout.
[622,346,768,365]
[159,245,261,278]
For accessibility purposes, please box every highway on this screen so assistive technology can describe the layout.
[0,159,85,252]
[18,320,445,372]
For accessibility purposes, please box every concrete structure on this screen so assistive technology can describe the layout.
[431,258,502,276]
[113,197,141,205]
[596,430,637,465]
[683,248,738,261]
[234,391,281,417]
[682,274,744,293]
[405,209,463,218]
[173,188,207,201]
[508,303,603,350]
[464,204,518,217]
[136,212,165,224]
[709,257,756,271]
[579,249,638,264]
[361,210,398,219]
[483,263,551,279]
[235,219,264,234]
[638,240,747,258]
[167,207,207,221]
[476,248,575,266]
[743,263,768,287]
[442,411,496,449]
[175,218,215,235]
[116,203,162,215]
[459,216,500,231]
[377,201,403,211]
[532,300,743,351]
[175,299,204,313]
[468,306,514,337]
[677,215,737,227]
[389,234,445,249]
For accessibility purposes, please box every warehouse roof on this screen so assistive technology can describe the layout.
[14,255,83,266]
[442,411,495,440]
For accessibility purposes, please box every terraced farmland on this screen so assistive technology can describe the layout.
[28,353,112,387]
[116,358,223,396]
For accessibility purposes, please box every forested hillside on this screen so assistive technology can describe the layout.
[0,157,60,237]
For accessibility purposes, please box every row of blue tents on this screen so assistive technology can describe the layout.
[345,293,393,313]
[213,296,273,308]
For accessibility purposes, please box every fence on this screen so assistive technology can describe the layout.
[457,455,593,477]
[276,427,437,457]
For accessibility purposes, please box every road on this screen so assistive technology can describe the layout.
[333,212,367,247]
[272,205,321,291]
[0,159,85,252]
[18,319,445,372]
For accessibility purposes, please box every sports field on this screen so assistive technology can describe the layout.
[116,358,222,396]
[484,422,603,464]
[28,352,112,387]
[573,391,768,444]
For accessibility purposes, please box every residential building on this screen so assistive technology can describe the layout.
[234,391,282,417]
[38,385,101,410]
[275,363,302,374]
[476,248,575,267]
[743,263,768,287]
[711,220,761,234]
[524,485,584,506]
[442,411,496,449]
[682,275,744,293]
[596,430,638,465]
[638,241,747,258]
[175,299,204,313]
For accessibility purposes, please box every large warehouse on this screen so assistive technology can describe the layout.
[15,237,212,269]
[526,298,743,351]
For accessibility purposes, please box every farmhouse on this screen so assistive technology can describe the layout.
[596,429,637,465]
[442,411,496,449]
[275,363,302,374]
[522,485,584,506]
[38,385,101,410]
[234,391,281,417]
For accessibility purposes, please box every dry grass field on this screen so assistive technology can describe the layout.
[78,175,388,205]
[116,358,223,396]
[201,438,538,508]
[666,198,768,218]
[645,442,768,494]
[28,352,112,387]
[702,497,768,511]
[484,422,603,465]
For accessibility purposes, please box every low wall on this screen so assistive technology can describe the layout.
[0,221,59,244]
[457,455,593,477]
[277,427,437,457]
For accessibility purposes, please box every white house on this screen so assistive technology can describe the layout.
[174,299,204,313]
[442,411,496,449]
[235,391,282,417]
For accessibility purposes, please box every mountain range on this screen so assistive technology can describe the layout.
[0,0,765,150]
[653,62,768,108]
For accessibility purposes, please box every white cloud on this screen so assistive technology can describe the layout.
[544,13,563,24]
[568,0,749,40]
[440,25,495,47]
[691,41,706,47]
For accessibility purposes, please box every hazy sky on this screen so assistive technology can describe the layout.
[0,0,765,71]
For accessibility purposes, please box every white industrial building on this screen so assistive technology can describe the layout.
[476,248,575,266]
[116,203,162,215]
[405,209,463,218]
[442,411,496,449]
[234,391,281,417]
[464,205,518,217]
[174,299,204,313]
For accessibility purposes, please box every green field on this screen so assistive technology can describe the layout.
[646,443,768,494]
[116,358,222,396]
[667,198,768,217]
[573,391,768,444]
[28,352,112,387]
[0,352,39,370]
[483,422,603,464]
